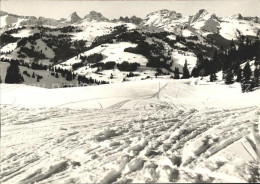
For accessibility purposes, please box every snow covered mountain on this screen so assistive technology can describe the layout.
[83,11,109,22]
[1,7,260,183]
[114,16,143,24]
[65,12,82,24]
[188,9,220,35]
[1,9,259,39]
[231,13,260,23]
[0,11,36,28]
[0,9,259,87]
[189,9,212,24]
[0,11,66,28]
[144,9,183,26]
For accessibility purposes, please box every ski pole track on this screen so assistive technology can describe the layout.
[1,105,259,183]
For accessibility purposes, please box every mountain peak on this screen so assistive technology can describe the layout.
[70,11,79,17]
[116,15,142,24]
[153,9,182,17]
[84,11,109,22]
[198,9,208,14]
[144,9,182,26]
[66,11,81,23]
[190,9,211,24]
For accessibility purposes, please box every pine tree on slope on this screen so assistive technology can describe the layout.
[66,72,73,81]
[241,62,253,92]
[182,60,190,79]
[174,67,180,79]
[210,73,217,82]
[243,61,252,81]
[225,71,234,85]
[253,68,259,87]
[236,68,242,82]
[5,60,24,84]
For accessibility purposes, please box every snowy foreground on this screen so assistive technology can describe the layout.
[1,79,260,183]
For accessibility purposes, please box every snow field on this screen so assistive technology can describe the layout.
[219,18,259,40]
[1,78,260,183]
[171,50,197,72]
[1,104,259,183]
[71,21,118,42]
[1,79,260,109]
[56,42,148,70]
[0,43,18,53]
[11,28,40,38]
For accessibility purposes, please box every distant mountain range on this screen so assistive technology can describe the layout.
[1,9,259,28]
[0,9,259,86]
[1,9,260,42]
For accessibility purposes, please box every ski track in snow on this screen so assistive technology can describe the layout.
[1,103,260,183]
[1,80,260,183]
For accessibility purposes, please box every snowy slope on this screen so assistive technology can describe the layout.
[188,9,221,38]
[0,62,78,89]
[71,21,137,44]
[219,17,260,40]
[0,42,17,53]
[56,42,148,71]
[1,79,260,109]
[24,39,55,59]
[11,28,40,38]
[144,9,182,27]
[1,79,260,183]
[99,42,148,65]
[71,21,117,42]
[171,50,197,72]
[1,105,259,183]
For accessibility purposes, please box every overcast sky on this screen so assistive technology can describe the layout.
[1,0,260,19]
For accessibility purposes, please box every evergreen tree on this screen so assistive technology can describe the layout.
[212,49,220,72]
[66,72,73,81]
[5,60,24,84]
[241,62,254,92]
[77,75,81,84]
[225,71,234,84]
[225,40,237,72]
[196,53,204,67]
[253,67,259,87]
[174,67,180,79]
[182,60,190,79]
[243,61,252,81]
[236,68,242,82]
[210,73,217,82]
[191,67,199,77]
[32,72,35,78]
[255,41,260,65]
